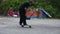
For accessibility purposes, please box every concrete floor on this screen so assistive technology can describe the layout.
[0,17,60,34]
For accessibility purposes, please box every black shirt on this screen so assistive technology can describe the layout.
[19,2,30,11]
[19,2,30,16]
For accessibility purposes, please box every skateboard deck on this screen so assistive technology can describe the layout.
[21,25,31,28]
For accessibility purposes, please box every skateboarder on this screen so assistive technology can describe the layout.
[19,1,32,25]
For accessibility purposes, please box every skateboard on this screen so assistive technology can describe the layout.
[21,25,31,28]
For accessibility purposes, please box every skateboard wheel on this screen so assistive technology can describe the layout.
[22,25,24,27]
[29,26,31,28]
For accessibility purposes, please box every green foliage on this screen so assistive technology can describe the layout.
[46,0,60,18]
[0,0,21,15]
[44,5,57,18]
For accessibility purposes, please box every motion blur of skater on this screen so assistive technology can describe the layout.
[19,1,32,25]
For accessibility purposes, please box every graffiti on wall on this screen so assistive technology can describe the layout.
[7,8,47,18]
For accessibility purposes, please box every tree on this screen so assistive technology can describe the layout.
[48,0,60,18]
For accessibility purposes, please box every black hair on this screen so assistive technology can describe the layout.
[29,1,32,3]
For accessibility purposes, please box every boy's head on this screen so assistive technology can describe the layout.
[29,1,32,6]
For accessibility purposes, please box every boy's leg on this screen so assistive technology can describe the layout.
[19,18,23,25]
[23,16,27,25]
